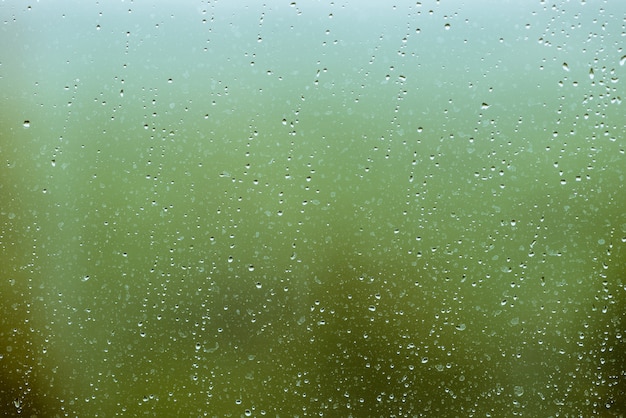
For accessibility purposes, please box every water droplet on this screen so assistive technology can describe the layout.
[562,62,569,72]
[514,386,524,397]
[23,120,30,128]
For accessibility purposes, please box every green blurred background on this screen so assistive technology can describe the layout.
[1,0,625,416]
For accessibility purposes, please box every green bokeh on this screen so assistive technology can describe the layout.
[1,1,625,416]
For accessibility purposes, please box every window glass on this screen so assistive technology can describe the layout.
[1,0,624,415]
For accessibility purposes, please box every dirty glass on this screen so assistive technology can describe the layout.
[1,0,624,416]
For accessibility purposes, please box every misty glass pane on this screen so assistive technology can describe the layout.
[1,1,625,416]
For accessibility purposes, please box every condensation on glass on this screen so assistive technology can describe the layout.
[1,1,624,416]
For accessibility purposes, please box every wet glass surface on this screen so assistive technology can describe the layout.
[1,1,625,416]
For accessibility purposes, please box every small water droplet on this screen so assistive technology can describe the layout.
[23,120,30,128]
